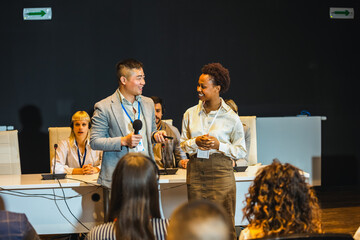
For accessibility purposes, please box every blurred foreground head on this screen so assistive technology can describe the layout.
[243,159,322,238]
[167,199,231,240]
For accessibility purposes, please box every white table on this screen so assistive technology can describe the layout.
[0,167,262,234]
[0,174,104,234]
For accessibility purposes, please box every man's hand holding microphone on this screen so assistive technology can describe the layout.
[121,119,169,148]
[121,119,143,148]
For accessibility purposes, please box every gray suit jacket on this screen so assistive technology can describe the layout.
[90,90,157,188]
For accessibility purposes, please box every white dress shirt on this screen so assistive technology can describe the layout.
[180,98,246,159]
[117,89,150,157]
[53,139,102,174]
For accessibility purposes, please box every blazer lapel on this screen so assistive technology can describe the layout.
[110,91,127,137]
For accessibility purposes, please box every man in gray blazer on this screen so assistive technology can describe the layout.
[90,59,167,188]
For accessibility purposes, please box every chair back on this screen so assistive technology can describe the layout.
[0,130,21,174]
[239,116,257,166]
[162,119,173,126]
[48,127,71,169]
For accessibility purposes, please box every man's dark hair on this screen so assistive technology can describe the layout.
[150,96,165,114]
[115,58,143,79]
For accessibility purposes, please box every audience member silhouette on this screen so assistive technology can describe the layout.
[240,159,322,239]
[0,210,40,239]
[87,153,168,240]
[167,199,231,240]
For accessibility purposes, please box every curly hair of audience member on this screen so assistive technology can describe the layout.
[243,159,322,237]
[201,63,230,94]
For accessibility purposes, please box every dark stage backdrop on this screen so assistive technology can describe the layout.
[0,1,359,184]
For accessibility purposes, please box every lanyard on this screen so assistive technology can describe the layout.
[121,101,141,123]
[200,103,221,134]
[75,141,87,168]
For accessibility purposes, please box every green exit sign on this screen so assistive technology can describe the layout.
[23,8,52,20]
[330,7,354,19]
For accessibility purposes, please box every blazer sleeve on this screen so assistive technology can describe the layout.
[90,101,124,152]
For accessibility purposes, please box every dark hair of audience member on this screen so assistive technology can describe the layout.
[201,63,230,94]
[116,58,144,79]
[150,96,165,113]
[243,159,322,237]
[108,153,160,240]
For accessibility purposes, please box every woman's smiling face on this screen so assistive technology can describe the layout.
[197,74,220,102]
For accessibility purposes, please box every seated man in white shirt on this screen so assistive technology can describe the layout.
[53,111,102,175]
[150,96,188,169]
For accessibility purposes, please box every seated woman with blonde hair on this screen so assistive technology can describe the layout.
[53,111,102,175]
[240,159,322,239]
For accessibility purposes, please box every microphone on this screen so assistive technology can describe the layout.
[53,144,58,174]
[161,143,167,174]
[133,119,142,134]
[42,143,66,180]
[158,142,178,176]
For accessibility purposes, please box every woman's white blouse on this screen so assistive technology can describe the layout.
[52,139,102,174]
[180,99,247,159]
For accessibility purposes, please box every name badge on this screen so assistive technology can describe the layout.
[197,149,209,159]
[136,140,145,152]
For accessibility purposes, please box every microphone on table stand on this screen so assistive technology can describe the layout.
[53,144,58,174]
[42,144,67,180]
[158,142,178,175]
[161,143,168,175]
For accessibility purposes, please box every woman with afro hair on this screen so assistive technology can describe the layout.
[180,63,247,240]
[240,159,322,239]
